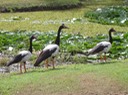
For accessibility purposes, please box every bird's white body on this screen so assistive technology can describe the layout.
[43,44,59,57]
[87,41,112,56]
[86,28,115,62]
[96,41,111,54]
[18,50,32,62]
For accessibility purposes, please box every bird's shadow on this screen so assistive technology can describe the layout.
[91,60,118,65]
[25,66,66,74]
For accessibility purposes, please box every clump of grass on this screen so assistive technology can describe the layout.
[0,57,9,66]
[85,6,128,26]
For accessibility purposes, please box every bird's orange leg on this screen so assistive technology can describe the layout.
[23,62,27,73]
[100,55,103,62]
[45,59,49,68]
[104,55,107,62]
[51,58,55,69]
[20,63,22,73]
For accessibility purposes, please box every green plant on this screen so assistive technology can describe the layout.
[0,30,128,60]
[85,6,128,26]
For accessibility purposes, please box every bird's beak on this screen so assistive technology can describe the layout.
[64,26,69,29]
[33,36,37,41]
[34,36,37,39]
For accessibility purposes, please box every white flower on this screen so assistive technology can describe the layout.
[111,20,114,23]
[96,8,102,12]
[121,18,127,24]
[72,18,77,21]
[32,20,40,24]
[8,47,13,51]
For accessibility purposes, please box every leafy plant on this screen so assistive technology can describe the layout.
[85,6,128,26]
[0,30,128,60]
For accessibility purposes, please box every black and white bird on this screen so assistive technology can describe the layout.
[86,28,116,61]
[6,35,36,73]
[34,24,69,69]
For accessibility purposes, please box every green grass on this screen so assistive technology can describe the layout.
[0,0,81,12]
[0,0,80,7]
[0,10,128,36]
[0,0,128,36]
[0,59,128,95]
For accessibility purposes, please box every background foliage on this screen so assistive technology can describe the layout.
[85,6,128,26]
[0,30,128,60]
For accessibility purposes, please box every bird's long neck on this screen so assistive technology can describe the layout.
[28,39,33,53]
[55,27,62,46]
[109,31,113,44]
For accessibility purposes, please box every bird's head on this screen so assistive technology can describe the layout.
[30,35,37,40]
[60,24,69,29]
[109,28,116,33]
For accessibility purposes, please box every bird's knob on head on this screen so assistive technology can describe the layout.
[30,35,37,40]
[109,28,116,32]
[61,24,69,29]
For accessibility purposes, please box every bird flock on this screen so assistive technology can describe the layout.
[6,24,116,73]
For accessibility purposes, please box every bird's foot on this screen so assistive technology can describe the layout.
[52,67,55,70]
[20,72,23,74]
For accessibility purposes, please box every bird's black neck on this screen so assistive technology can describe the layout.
[28,38,33,53]
[109,31,113,44]
[55,27,62,46]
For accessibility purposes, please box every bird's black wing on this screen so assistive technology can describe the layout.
[6,54,27,66]
[34,48,57,66]
[87,43,108,55]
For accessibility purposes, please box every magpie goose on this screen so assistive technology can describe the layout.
[34,24,69,69]
[6,35,36,73]
[86,28,116,61]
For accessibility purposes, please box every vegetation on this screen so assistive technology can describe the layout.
[85,6,128,26]
[0,11,128,36]
[0,30,128,63]
[0,0,82,12]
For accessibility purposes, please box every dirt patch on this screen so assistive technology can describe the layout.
[14,73,128,95]
[77,73,128,95]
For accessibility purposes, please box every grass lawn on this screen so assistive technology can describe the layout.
[0,0,81,12]
[0,0,128,36]
[0,9,128,36]
[0,59,128,95]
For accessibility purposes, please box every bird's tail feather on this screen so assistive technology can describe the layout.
[34,54,50,67]
[71,50,88,56]
[76,51,88,56]
[6,61,15,67]
[34,57,43,67]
